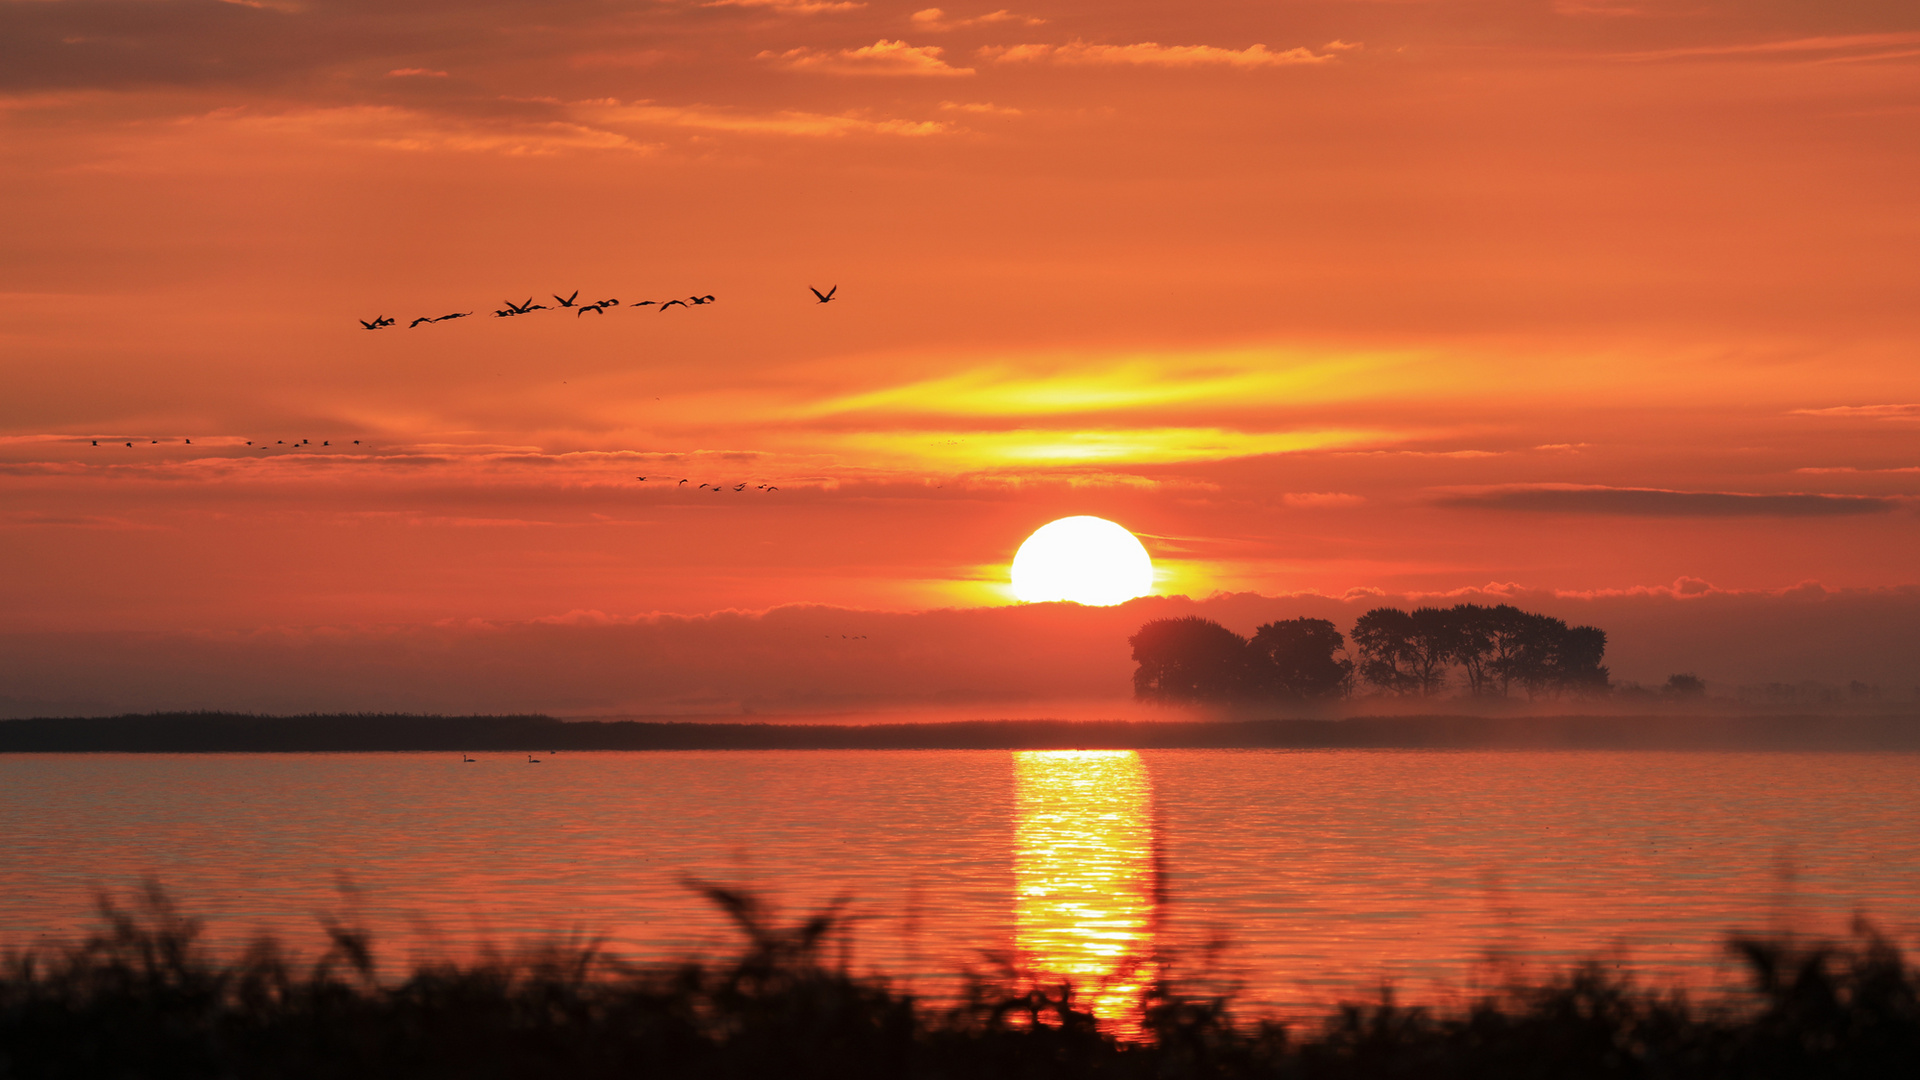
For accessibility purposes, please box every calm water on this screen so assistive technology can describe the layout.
[3,749,1917,1020]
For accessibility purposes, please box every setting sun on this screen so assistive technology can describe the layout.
[1010,516,1155,606]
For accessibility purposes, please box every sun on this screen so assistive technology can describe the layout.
[1011,516,1155,605]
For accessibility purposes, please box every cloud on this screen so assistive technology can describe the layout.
[1437,485,1897,517]
[595,101,949,137]
[1791,404,1920,420]
[821,426,1392,468]
[909,8,1045,32]
[939,100,1020,115]
[704,0,866,12]
[1619,32,1920,63]
[386,68,448,78]
[759,39,973,76]
[1282,492,1365,508]
[980,41,1337,68]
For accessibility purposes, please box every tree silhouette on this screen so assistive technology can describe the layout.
[1129,617,1249,702]
[1352,607,1456,695]
[1352,607,1418,693]
[1247,618,1353,700]
[1663,673,1706,699]
[1132,605,1609,703]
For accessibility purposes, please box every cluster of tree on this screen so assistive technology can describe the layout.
[1130,604,1610,703]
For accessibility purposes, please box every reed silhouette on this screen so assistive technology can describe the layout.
[1,882,1915,1078]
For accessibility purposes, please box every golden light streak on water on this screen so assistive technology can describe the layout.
[1013,750,1158,1030]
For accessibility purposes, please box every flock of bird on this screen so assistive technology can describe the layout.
[636,476,780,494]
[359,285,838,330]
[86,442,786,494]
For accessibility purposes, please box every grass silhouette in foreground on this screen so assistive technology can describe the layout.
[2,883,1916,1078]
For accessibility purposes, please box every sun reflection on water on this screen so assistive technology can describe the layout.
[1013,750,1158,1029]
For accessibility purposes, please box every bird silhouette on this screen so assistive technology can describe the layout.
[678,479,688,485]
[690,295,716,305]
[462,754,475,763]
[554,291,580,308]
[493,308,518,318]
[578,303,605,317]
[597,298,619,307]
[810,285,837,303]
[184,439,191,445]
[629,300,656,309]
[409,317,433,328]
[528,754,541,763]
[359,317,388,330]
[733,483,746,491]
[434,312,472,322]
[637,476,647,481]
[91,440,97,446]
[659,299,688,311]
[765,486,778,491]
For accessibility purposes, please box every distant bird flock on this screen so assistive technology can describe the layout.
[359,285,838,330]
[78,287,844,497]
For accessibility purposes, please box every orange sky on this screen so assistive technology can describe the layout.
[3,1,1918,709]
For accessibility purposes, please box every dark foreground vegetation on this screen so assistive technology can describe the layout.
[3,886,1917,1079]
[4,712,1920,752]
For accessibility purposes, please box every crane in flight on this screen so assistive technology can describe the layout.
[810,285,836,304]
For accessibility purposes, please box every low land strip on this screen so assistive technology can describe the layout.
[3,712,1918,752]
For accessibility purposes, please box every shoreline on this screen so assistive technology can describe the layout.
[4,711,1918,752]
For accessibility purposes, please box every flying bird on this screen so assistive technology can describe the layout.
[659,299,688,311]
[630,300,656,308]
[689,295,715,305]
[359,317,388,330]
[765,486,778,491]
[678,479,688,485]
[409,317,434,328]
[597,299,619,307]
[578,303,605,317]
[434,312,472,322]
[554,291,580,308]
[810,285,836,303]
[733,483,746,491]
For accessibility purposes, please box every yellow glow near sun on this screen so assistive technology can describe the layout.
[1010,516,1155,605]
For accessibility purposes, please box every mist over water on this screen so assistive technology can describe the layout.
[2,748,1917,1021]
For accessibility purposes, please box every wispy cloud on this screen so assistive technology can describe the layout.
[909,8,1044,32]
[594,100,948,137]
[980,40,1339,68]
[704,0,866,12]
[1791,403,1920,420]
[803,355,1380,419]
[760,39,974,76]
[939,100,1020,115]
[1438,485,1896,517]
[1282,491,1365,508]
[1619,32,1920,63]
[385,68,447,78]
[823,427,1394,468]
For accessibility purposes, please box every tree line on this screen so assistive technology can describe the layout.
[1130,604,1610,703]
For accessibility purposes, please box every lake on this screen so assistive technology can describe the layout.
[3,749,1916,1022]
